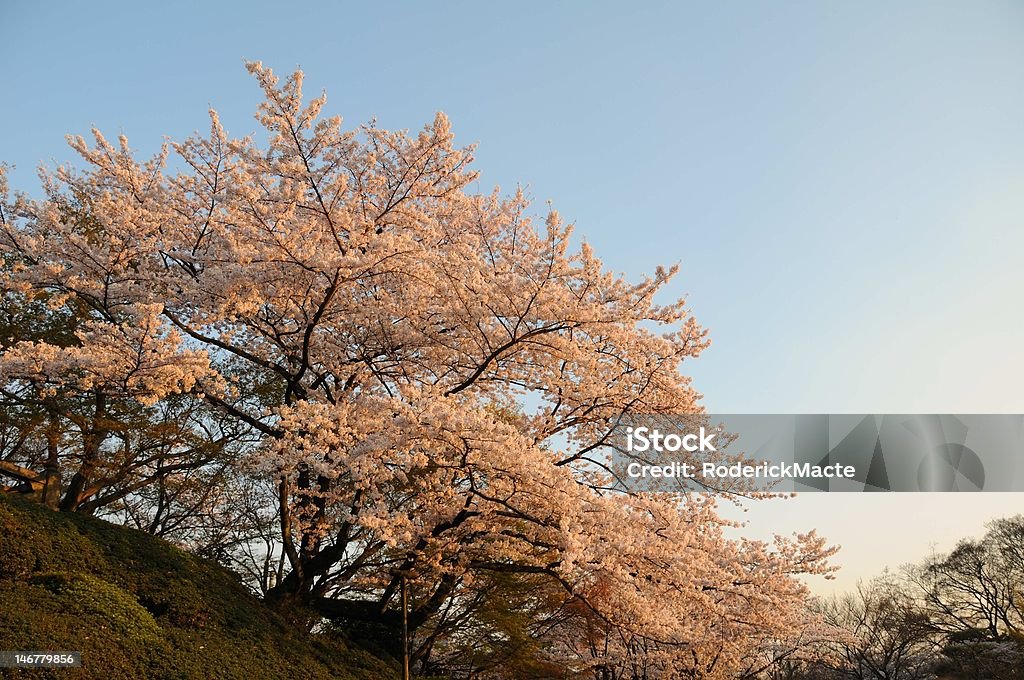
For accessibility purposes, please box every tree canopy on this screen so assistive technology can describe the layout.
[0,63,837,678]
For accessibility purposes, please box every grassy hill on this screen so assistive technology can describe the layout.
[0,495,398,679]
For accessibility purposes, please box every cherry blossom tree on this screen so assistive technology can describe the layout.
[0,63,836,678]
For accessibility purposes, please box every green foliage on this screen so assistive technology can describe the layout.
[0,501,102,578]
[417,571,572,678]
[0,495,398,679]
[33,571,163,642]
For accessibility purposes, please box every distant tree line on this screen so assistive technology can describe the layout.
[763,516,1024,680]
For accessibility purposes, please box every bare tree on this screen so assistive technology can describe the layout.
[814,575,937,680]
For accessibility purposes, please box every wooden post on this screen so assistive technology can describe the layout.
[401,574,410,680]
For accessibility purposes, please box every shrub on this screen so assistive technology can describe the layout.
[0,496,398,679]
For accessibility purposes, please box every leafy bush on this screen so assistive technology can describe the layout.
[0,496,398,679]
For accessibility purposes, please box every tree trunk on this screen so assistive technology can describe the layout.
[41,419,62,510]
[60,393,108,512]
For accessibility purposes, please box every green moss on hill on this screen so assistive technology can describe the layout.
[0,495,398,679]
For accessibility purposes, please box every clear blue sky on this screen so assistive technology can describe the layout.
[3,1,1023,590]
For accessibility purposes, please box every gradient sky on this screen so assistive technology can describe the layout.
[2,1,1023,593]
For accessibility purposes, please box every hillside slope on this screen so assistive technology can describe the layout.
[0,496,398,679]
